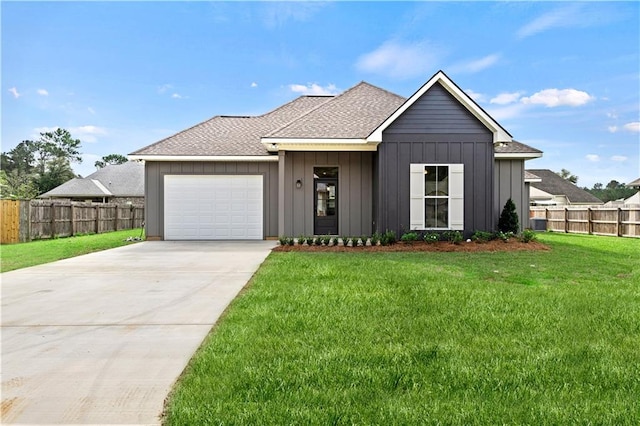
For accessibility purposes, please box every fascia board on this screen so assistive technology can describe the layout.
[128,155,279,162]
[495,153,543,160]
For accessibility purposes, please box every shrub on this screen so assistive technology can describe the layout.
[471,230,493,243]
[400,231,419,242]
[305,236,315,246]
[322,235,332,246]
[340,236,351,247]
[380,230,397,246]
[498,198,519,234]
[496,231,514,242]
[278,236,287,246]
[443,230,463,245]
[370,233,381,246]
[297,235,306,245]
[521,229,537,243]
[423,231,439,244]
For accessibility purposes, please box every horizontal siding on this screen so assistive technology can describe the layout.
[145,161,278,239]
[385,82,488,134]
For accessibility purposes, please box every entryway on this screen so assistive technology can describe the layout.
[314,167,338,235]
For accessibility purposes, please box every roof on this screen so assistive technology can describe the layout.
[39,161,144,198]
[527,169,603,204]
[524,170,541,182]
[628,177,640,188]
[130,95,332,157]
[266,82,406,139]
[495,140,543,157]
[131,72,541,159]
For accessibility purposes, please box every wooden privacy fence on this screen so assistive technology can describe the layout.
[0,200,145,244]
[530,206,640,238]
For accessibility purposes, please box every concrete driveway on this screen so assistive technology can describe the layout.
[1,240,275,425]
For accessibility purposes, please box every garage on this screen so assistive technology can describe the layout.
[164,175,263,240]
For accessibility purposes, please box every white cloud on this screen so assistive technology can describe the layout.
[8,87,20,98]
[289,83,339,96]
[490,91,524,105]
[355,40,443,79]
[451,53,501,74]
[608,126,618,133]
[251,82,258,88]
[464,89,485,103]
[611,155,627,162]
[606,112,618,119]
[157,84,173,94]
[585,154,600,162]
[516,3,620,39]
[623,122,640,133]
[171,93,183,99]
[521,89,594,107]
[37,89,49,96]
[262,2,327,29]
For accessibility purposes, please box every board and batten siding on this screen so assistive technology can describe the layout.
[377,81,495,236]
[280,151,373,236]
[494,159,528,232]
[144,161,278,240]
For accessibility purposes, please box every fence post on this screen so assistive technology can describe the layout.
[71,203,76,236]
[50,202,56,238]
[114,204,119,231]
[588,208,593,235]
[95,205,100,234]
[617,208,623,237]
[564,207,569,233]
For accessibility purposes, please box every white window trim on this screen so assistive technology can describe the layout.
[410,163,464,231]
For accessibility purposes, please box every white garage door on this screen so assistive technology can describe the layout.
[164,175,263,240]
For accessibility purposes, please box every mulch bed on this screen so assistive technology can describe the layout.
[273,239,550,253]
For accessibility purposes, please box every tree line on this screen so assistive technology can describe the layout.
[556,169,637,203]
[1,128,128,199]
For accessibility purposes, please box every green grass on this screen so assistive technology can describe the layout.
[165,233,640,425]
[0,228,144,272]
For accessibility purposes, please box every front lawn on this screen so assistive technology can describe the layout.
[0,228,144,272]
[164,233,639,425]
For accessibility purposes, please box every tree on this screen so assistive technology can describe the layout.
[585,180,637,203]
[0,128,83,198]
[557,168,578,184]
[498,198,519,234]
[95,154,128,169]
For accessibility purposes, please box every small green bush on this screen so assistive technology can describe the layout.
[496,231,514,242]
[321,235,332,246]
[521,229,537,243]
[278,236,288,246]
[423,231,440,243]
[380,230,397,246]
[340,236,351,247]
[400,231,419,242]
[443,230,463,244]
[471,230,494,243]
[370,233,381,246]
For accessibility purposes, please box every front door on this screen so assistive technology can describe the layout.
[314,177,338,235]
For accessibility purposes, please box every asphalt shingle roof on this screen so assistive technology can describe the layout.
[131,80,541,158]
[130,96,332,156]
[495,140,542,155]
[527,169,603,204]
[39,161,144,198]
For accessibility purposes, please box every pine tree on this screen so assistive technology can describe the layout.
[498,198,519,233]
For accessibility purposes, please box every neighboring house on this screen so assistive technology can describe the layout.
[527,169,603,206]
[39,161,145,204]
[605,178,640,206]
[130,71,542,241]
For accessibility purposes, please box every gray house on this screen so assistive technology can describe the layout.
[130,71,542,240]
[39,161,145,204]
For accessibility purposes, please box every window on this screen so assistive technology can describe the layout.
[410,164,464,230]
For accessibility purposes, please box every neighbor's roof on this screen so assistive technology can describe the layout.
[39,161,144,198]
[527,169,603,204]
[627,177,640,188]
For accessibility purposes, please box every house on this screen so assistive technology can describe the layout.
[527,169,603,206]
[130,71,542,240]
[38,161,145,204]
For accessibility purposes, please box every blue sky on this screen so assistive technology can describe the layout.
[2,1,639,188]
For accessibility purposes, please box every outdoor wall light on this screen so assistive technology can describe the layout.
[296,179,303,189]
